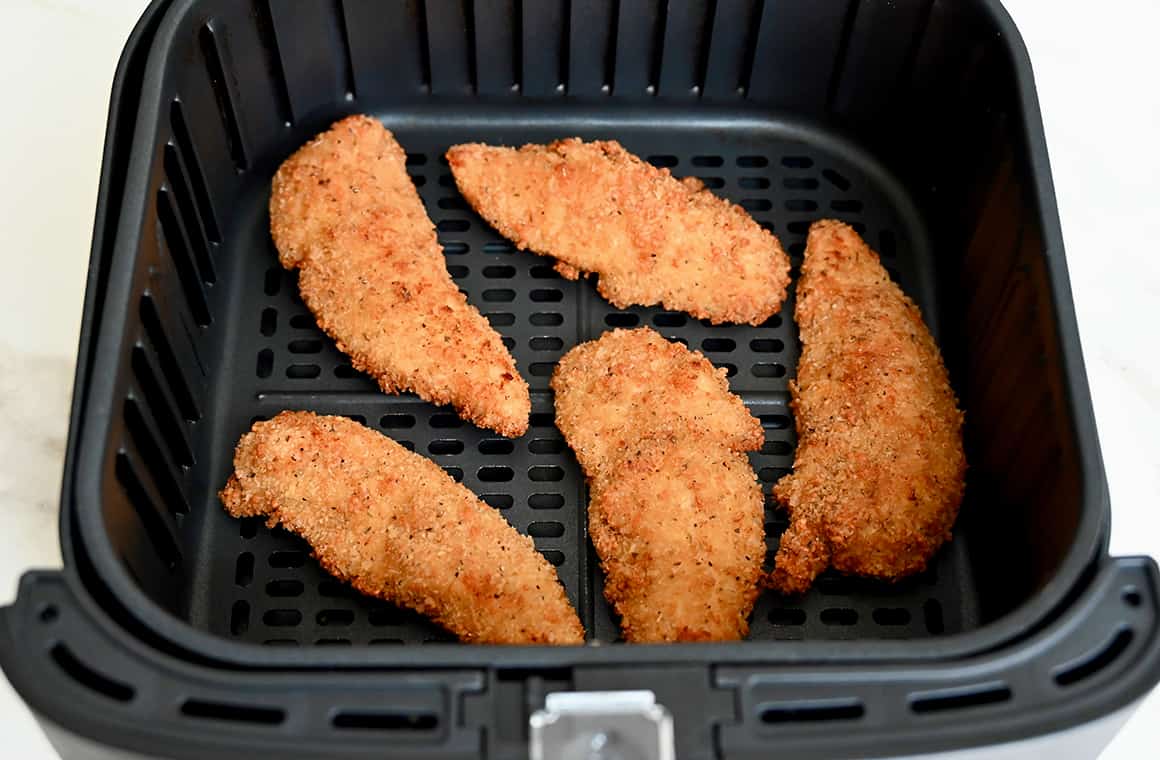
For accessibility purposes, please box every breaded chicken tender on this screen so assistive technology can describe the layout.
[589,444,765,642]
[270,116,529,437]
[552,328,765,641]
[220,411,583,644]
[447,139,790,325]
[769,220,966,594]
[552,327,763,480]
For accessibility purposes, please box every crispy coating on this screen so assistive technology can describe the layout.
[769,220,966,594]
[270,115,529,437]
[446,139,790,325]
[220,411,583,644]
[589,444,765,642]
[552,328,765,641]
[552,327,763,480]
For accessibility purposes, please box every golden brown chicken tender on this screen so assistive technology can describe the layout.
[769,220,966,594]
[220,411,583,644]
[552,327,763,480]
[447,138,790,325]
[589,444,765,642]
[270,115,529,437]
[552,328,765,641]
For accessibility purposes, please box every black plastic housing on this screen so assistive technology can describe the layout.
[3,0,1158,757]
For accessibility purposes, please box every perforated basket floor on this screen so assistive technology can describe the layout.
[189,118,978,646]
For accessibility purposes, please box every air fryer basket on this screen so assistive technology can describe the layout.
[2,0,1158,758]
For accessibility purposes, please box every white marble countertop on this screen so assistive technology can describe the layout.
[1,0,1157,757]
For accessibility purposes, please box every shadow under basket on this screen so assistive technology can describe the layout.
[2,1,1158,758]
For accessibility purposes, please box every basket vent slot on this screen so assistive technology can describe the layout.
[266,579,304,598]
[822,168,851,190]
[529,493,564,510]
[123,397,190,515]
[381,414,417,430]
[50,645,134,703]
[910,683,1011,714]
[701,337,736,353]
[239,517,261,539]
[169,99,221,243]
[531,336,561,352]
[478,465,514,482]
[430,413,464,429]
[163,143,215,284]
[648,0,667,93]
[288,339,322,354]
[251,0,294,123]
[759,414,790,429]
[286,364,321,379]
[652,312,686,327]
[256,349,274,378]
[1054,628,1134,687]
[260,307,278,336]
[528,521,565,538]
[114,452,182,572]
[528,438,562,455]
[871,607,911,626]
[181,698,285,725]
[529,265,560,279]
[292,313,320,329]
[317,609,356,626]
[819,608,858,626]
[528,465,565,482]
[263,609,303,627]
[482,493,514,509]
[760,699,864,724]
[428,439,464,455]
[319,579,361,599]
[768,608,806,626]
[269,550,306,568]
[157,188,211,326]
[479,438,515,455]
[332,710,438,731]
[230,600,250,635]
[235,553,254,587]
[605,312,639,327]
[199,22,248,169]
[923,599,945,634]
[131,346,193,466]
[368,606,409,626]
[751,363,786,378]
[332,0,357,99]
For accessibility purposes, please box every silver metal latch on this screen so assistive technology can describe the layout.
[529,690,675,760]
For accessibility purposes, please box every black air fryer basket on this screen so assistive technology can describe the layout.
[3,1,1158,757]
